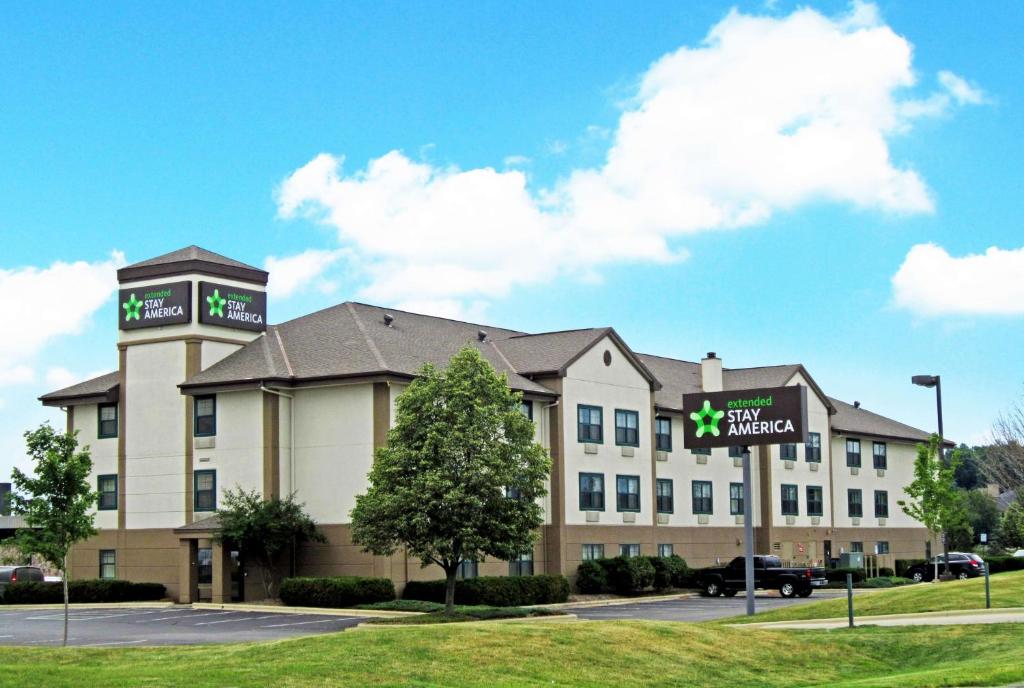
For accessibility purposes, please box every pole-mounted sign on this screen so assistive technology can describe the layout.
[198,281,267,332]
[681,385,809,449]
[118,281,192,330]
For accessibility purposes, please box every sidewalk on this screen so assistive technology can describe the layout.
[742,607,1024,630]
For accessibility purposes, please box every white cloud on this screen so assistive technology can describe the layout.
[264,248,348,299]
[277,3,982,317]
[44,366,109,390]
[892,244,1024,316]
[503,155,531,168]
[0,252,124,386]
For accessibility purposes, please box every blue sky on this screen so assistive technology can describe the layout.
[1,1,1022,481]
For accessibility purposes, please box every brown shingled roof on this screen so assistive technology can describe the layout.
[39,371,119,406]
[829,396,940,444]
[118,245,268,285]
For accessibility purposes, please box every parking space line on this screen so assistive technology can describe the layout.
[195,614,280,626]
[141,611,235,623]
[77,639,149,647]
[26,610,162,622]
[260,618,355,628]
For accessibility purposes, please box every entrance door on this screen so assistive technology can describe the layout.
[230,550,244,602]
[823,540,832,565]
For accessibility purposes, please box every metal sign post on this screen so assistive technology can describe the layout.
[682,385,810,619]
[742,445,755,616]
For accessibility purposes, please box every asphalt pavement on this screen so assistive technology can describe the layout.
[566,591,854,622]
[0,606,366,646]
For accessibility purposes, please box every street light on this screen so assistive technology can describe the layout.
[911,374,950,579]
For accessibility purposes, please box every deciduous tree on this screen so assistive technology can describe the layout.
[351,347,550,614]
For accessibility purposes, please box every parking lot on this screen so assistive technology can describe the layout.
[567,590,858,622]
[0,606,366,646]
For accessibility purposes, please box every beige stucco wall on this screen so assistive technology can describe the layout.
[830,435,923,530]
[193,389,263,514]
[73,404,119,531]
[562,336,653,529]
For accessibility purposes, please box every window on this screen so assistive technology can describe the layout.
[729,483,744,515]
[847,489,863,518]
[779,443,797,460]
[655,417,672,452]
[846,438,861,467]
[874,490,889,518]
[98,403,118,439]
[197,547,213,584]
[97,474,118,511]
[805,432,821,462]
[876,541,890,555]
[194,396,217,437]
[194,470,217,512]
[520,401,533,421]
[99,550,116,580]
[850,541,864,553]
[509,551,533,577]
[579,473,605,511]
[806,486,824,517]
[616,475,641,512]
[692,446,711,456]
[577,405,603,443]
[781,484,798,516]
[873,442,887,470]
[656,479,674,514]
[615,410,640,447]
[729,446,744,458]
[457,559,478,579]
[692,481,713,515]
[658,544,674,558]
[619,544,640,558]
[581,544,605,561]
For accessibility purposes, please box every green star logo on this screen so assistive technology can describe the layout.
[207,289,227,317]
[122,293,142,322]
[690,399,725,438]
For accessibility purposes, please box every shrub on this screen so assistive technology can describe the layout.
[1,579,166,604]
[983,555,1024,574]
[647,555,689,591]
[402,575,570,607]
[603,556,655,595]
[862,576,914,588]
[878,567,895,577]
[825,567,866,584]
[279,576,395,608]
[575,561,608,594]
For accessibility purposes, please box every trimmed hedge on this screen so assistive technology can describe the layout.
[575,561,607,594]
[648,555,689,591]
[279,576,395,608]
[862,576,914,588]
[402,575,569,607]
[1,579,166,604]
[603,556,655,595]
[984,555,1024,574]
[575,556,690,595]
[825,567,866,584]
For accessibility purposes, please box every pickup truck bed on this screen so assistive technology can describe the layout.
[698,556,828,598]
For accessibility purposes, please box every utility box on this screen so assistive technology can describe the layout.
[840,552,864,569]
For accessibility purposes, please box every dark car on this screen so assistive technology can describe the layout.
[905,553,985,582]
[0,565,45,597]
[698,555,828,598]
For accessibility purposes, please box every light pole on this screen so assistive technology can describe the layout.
[911,374,950,579]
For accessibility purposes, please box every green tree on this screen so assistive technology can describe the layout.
[949,444,986,491]
[899,435,969,579]
[215,489,326,600]
[6,424,97,646]
[997,497,1024,549]
[351,347,550,614]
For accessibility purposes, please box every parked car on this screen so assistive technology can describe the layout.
[0,565,45,596]
[698,555,828,598]
[905,553,985,582]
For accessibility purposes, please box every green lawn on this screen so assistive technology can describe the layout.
[0,621,1022,687]
[727,570,1024,625]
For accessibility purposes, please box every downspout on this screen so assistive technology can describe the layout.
[542,399,559,575]
[260,385,296,577]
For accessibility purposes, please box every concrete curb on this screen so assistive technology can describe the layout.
[350,612,579,630]
[190,602,418,618]
[0,602,176,611]
[538,592,698,609]
[738,606,1024,629]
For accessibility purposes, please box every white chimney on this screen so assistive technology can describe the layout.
[701,352,723,392]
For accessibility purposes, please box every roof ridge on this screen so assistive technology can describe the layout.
[488,340,519,374]
[273,326,294,378]
[507,327,605,339]
[346,302,388,370]
[635,351,700,365]
[724,363,800,372]
[346,301,527,335]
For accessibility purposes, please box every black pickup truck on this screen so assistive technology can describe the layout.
[698,555,828,598]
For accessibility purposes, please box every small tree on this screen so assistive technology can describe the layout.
[215,489,326,600]
[351,347,551,614]
[997,497,1024,550]
[7,424,97,646]
[899,435,968,579]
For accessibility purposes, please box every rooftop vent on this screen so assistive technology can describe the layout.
[383,313,394,327]
[477,330,488,342]
[854,401,861,408]
[706,352,717,359]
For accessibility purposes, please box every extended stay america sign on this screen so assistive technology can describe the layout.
[682,385,808,449]
[198,281,267,332]
[118,281,192,330]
